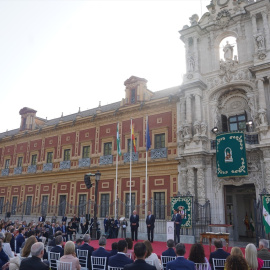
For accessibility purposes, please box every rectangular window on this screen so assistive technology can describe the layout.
[25,196,32,215]
[104,143,112,156]
[11,197,17,215]
[131,89,136,104]
[154,192,165,219]
[78,194,87,216]
[17,157,23,167]
[58,195,66,216]
[47,152,53,163]
[82,146,90,158]
[64,149,71,161]
[41,196,48,216]
[127,139,137,152]
[0,197,4,214]
[100,194,109,218]
[125,193,135,218]
[5,159,10,169]
[154,133,165,149]
[31,154,37,165]
[229,114,247,132]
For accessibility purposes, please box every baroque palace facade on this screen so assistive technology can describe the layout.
[177,0,270,240]
[0,76,179,229]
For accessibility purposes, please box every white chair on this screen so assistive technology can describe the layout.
[195,263,209,270]
[212,258,226,270]
[108,267,124,270]
[48,252,61,270]
[262,260,270,269]
[56,260,72,270]
[91,256,107,270]
[145,259,154,265]
[125,253,132,259]
[161,256,176,269]
[46,245,53,252]
[77,249,88,270]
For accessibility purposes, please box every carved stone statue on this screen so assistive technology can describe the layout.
[200,122,207,136]
[189,14,199,26]
[255,33,265,50]
[187,55,195,72]
[193,121,200,136]
[223,41,234,60]
[259,109,267,126]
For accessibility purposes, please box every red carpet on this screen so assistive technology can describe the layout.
[90,238,245,259]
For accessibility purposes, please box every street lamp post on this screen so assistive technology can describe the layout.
[92,170,101,240]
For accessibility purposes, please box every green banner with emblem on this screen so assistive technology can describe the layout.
[171,196,192,228]
[216,132,248,178]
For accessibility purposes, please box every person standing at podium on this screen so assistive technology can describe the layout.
[171,209,182,244]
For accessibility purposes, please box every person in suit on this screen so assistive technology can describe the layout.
[16,227,25,253]
[50,235,64,257]
[104,216,109,234]
[108,240,133,268]
[19,242,49,270]
[48,231,62,247]
[129,210,139,241]
[171,209,181,244]
[92,236,110,258]
[62,215,67,223]
[109,242,118,257]
[51,214,57,224]
[166,243,195,270]
[38,216,45,223]
[0,240,9,269]
[61,222,67,242]
[258,239,270,260]
[80,215,86,234]
[123,242,155,270]
[77,234,94,270]
[162,239,176,257]
[209,240,230,268]
[146,211,155,243]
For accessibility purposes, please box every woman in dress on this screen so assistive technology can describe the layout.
[188,243,210,270]
[60,241,81,270]
[245,243,263,270]
[144,240,162,270]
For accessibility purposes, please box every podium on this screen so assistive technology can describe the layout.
[166,221,174,240]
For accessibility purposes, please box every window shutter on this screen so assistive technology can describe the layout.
[221,114,228,132]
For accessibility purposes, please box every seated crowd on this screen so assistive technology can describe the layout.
[0,218,269,270]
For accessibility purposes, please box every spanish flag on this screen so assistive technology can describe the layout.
[132,124,136,153]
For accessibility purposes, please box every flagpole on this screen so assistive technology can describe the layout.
[145,116,148,219]
[130,119,132,217]
[115,123,119,220]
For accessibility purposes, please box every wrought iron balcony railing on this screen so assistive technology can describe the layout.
[79,158,91,168]
[100,155,113,165]
[14,167,22,175]
[151,148,167,159]
[28,165,37,174]
[60,161,71,170]
[43,163,53,172]
[123,152,139,163]
[1,168,9,176]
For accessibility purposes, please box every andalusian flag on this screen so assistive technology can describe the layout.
[132,124,136,153]
[263,196,270,234]
[117,123,121,156]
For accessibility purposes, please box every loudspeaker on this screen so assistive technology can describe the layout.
[6,212,11,218]
[84,175,92,189]
[86,214,90,221]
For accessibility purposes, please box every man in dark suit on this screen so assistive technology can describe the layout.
[92,236,110,258]
[162,239,176,257]
[50,235,64,257]
[258,239,270,260]
[146,210,155,243]
[38,216,45,222]
[123,242,155,270]
[77,234,94,270]
[48,231,62,247]
[16,227,25,253]
[62,215,67,223]
[109,242,118,257]
[129,210,139,241]
[166,243,194,270]
[19,242,49,270]
[209,240,230,268]
[108,240,133,268]
[171,209,181,244]
[60,222,67,242]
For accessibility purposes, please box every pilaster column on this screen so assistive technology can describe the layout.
[194,37,199,72]
[186,95,192,124]
[251,14,257,35]
[180,168,187,194]
[187,167,195,196]
[180,97,186,124]
[194,94,201,122]
[262,11,270,50]
[257,78,267,110]
[264,162,270,192]
[197,167,206,204]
